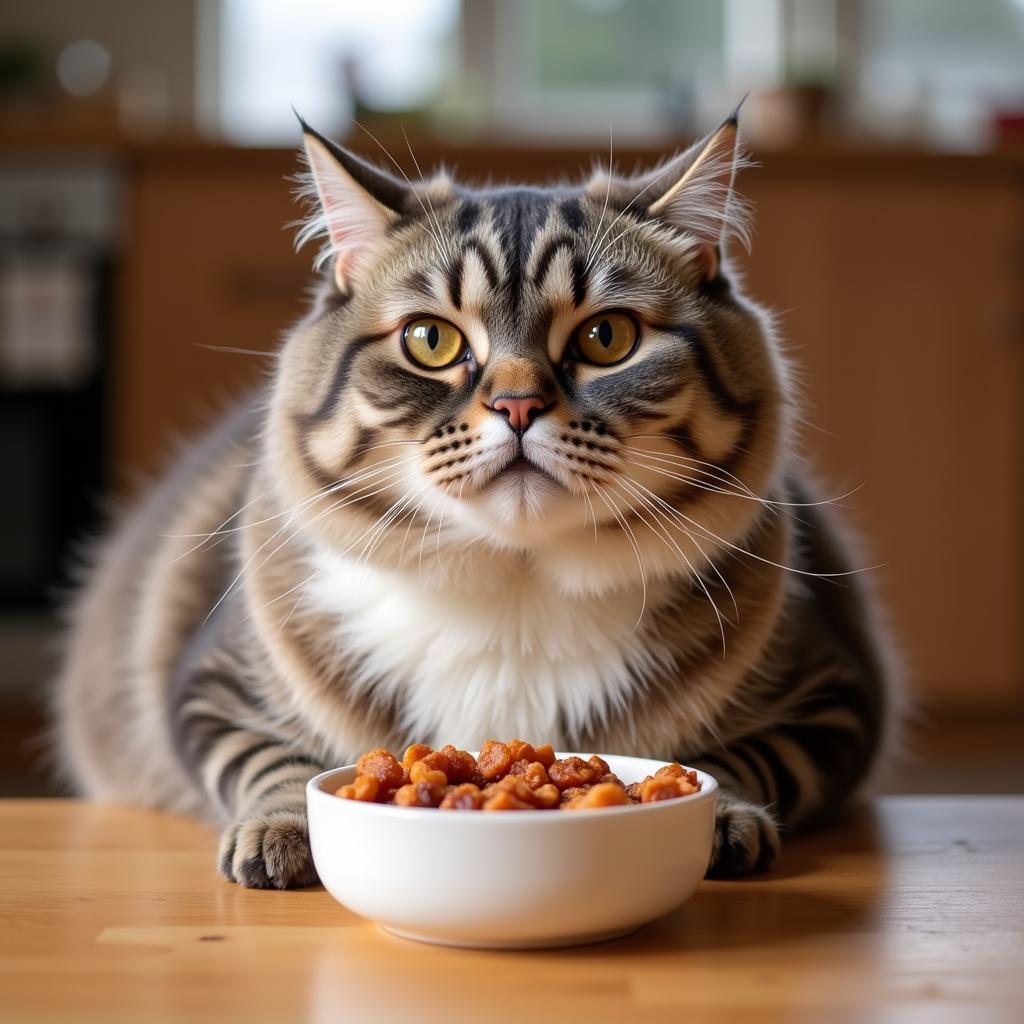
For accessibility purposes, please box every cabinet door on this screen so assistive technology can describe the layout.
[740,171,1024,710]
[116,155,306,477]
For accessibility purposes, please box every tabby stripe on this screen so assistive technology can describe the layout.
[652,323,757,415]
[688,753,743,792]
[251,787,310,818]
[236,743,302,801]
[730,742,776,807]
[336,424,379,475]
[463,239,500,291]
[559,197,585,232]
[298,329,392,427]
[794,677,876,728]
[199,730,262,806]
[448,253,465,309]
[247,753,323,791]
[531,234,575,289]
[185,669,251,706]
[380,408,425,429]
[178,711,236,754]
[254,774,314,803]
[744,737,801,819]
[357,386,400,412]
[457,200,481,234]
[776,721,871,804]
[292,329,393,487]
[217,739,279,808]
[765,732,821,823]
[402,269,432,295]
[571,254,588,307]
[715,749,764,804]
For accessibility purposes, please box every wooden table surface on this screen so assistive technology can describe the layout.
[1,797,1022,1023]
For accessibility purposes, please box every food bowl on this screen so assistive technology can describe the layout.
[306,754,718,949]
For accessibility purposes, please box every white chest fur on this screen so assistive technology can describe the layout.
[304,549,665,748]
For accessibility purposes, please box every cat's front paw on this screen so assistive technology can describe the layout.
[218,808,319,889]
[706,798,781,878]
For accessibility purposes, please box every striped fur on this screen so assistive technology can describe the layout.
[55,116,896,887]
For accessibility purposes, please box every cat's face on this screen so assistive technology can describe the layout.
[268,120,790,582]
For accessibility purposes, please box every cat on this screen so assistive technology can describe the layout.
[55,111,896,887]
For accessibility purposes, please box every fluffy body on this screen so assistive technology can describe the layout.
[56,119,896,885]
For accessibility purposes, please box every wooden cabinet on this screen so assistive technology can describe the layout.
[115,150,308,477]
[739,162,1024,710]
[116,143,1024,713]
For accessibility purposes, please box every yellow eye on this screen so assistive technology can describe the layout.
[402,317,466,369]
[575,312,639,366]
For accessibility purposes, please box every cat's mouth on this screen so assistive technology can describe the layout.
[503,456,535,474]
[486,452,562,490]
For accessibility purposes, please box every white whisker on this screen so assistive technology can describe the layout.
[614,476,727,654]
[591,482,647,632]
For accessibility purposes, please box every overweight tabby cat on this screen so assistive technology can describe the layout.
[56,114,894,887]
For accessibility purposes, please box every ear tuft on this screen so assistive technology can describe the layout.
[648,118,755,255]
[295,127,398,293]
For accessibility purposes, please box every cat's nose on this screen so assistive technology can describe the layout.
[490,393,549,433]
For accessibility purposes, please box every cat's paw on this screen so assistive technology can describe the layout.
[218,808,319,889]
[706,798,781,878]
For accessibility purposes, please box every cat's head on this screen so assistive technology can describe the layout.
[266,115,792,587]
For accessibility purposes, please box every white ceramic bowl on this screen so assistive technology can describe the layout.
[306,753,718,949]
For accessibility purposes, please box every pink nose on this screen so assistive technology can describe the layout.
[491,394,547,432]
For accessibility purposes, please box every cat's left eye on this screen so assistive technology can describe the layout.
[573,312,639,366]
[402,317,467,370]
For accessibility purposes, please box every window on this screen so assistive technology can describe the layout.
[213,0,460,145]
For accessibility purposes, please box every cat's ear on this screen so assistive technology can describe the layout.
[588,113,752,281]
[297,122,409,293]
[647,116,751,279]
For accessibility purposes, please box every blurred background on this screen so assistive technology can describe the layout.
[0,0,1021,796]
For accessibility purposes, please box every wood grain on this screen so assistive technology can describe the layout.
[0,798,1021,1022]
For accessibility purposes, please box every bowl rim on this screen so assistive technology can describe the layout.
[307,753,718,824]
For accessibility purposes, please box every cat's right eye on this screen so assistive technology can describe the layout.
[402,317,467,370]
[573,312,639,366]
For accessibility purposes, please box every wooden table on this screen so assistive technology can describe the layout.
[1,798,1021,1023]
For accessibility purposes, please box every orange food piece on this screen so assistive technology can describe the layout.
[356,748,405,789]
[548,756,599,790]
[639,775,688,802]
[335,774,380,802]
[565,782,629,809]
[439,783,485,810]
[523,762,550,789]
[401,743,433,770]
[439,745,478,783]
[559,785,592,802]
[417,750,450,773]
[484,775,537,805]
[532,783,560,808]
[588,754,610,775]
[507,739,537,763]
[477,740,512,779]
[655,762,684,779]
[409,760,448,786]
[482,789,535,811]
[393,782,445,807]
[533,744,556,768]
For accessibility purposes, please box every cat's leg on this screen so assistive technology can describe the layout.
[690,662,884,878]
[171,650,327,889]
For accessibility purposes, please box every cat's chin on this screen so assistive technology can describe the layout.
[455,466,584,546]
